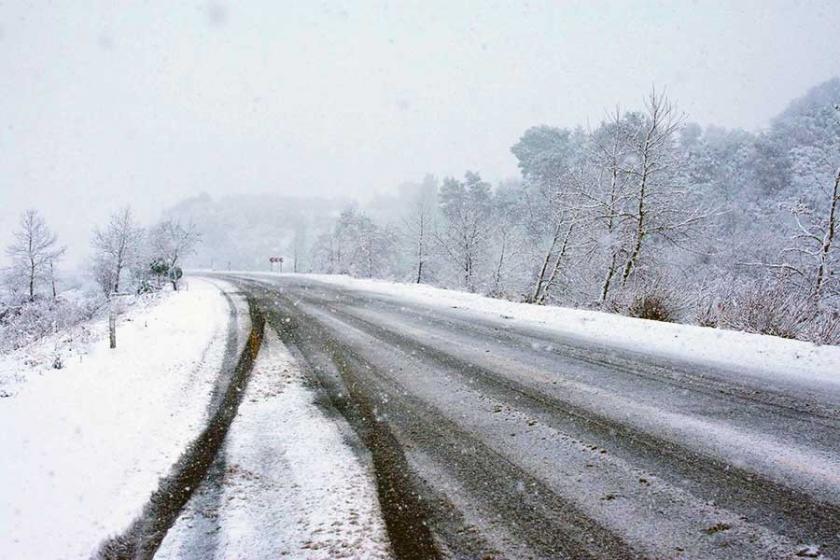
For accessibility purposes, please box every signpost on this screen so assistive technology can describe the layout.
[269,256,284,273]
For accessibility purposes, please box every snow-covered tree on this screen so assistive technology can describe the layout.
[5,209,65,302]
[736,84,840,307]
[149,219,201,290]
[91,207,145,295]
[488,181,526,297]
[583,109,634,302]
[310,208,397,278]
[512,126,583,303]
[400,175,438,284]
[617,90,708,286]
[775,105,839,301]
[436,172,494,292]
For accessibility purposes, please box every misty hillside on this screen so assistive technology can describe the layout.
[162,193,349,271]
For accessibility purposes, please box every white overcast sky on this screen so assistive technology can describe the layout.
[1,0,839,264]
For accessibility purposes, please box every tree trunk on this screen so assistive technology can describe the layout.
[109,299,117,349]
[600,253,618,303]
[50,261,57,299]
[537,223,574,305]
[29,258,35,302]
[622,230,644,284]
[415,218,425,284]
[622,150,650,285]
[530,223,563,303]
[114,263,122,294]
[814,168,840,299]
[600,160,621,303]
[493,233,507,294]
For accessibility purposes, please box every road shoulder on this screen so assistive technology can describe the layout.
[157,326,393,559]
[0,278,243,559]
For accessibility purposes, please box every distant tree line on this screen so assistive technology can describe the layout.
[303,80,840,344]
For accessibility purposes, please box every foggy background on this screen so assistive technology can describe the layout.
[2,0,839,266]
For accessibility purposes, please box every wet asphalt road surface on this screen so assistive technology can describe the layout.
[219,274,840,560]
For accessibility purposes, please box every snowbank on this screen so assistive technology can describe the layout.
[239,272,840,390]
[0,278,244,560]
[157,328,392,559]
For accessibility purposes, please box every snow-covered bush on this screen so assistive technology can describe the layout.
[0,292,104,353]
[607,275,690,323]
[705,278,840,345]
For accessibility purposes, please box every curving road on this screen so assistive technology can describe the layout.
[217,273,840,560]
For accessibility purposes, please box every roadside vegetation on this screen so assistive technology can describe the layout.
[301,82,839,344]
[0,209,200,353]
[172,79,839,345]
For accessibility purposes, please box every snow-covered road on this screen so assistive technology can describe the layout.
[223,273,840,560]
[157,328,392,559]
[0,279,245,559]
[5,270,838,559]
[1,276,395,560]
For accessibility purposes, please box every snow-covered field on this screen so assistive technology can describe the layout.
[0,278,244,560]
[237,272,840,389]
[157,328,392,559]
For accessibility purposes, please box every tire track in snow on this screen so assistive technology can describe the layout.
[263,306,442,560]
[95,296,264,560]
[239,279,636,560]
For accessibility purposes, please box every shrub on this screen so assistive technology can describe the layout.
[136,280,155,295]
[149,258,169,277]
[0,293,103,353]
[707,277,840,345]
[695,298,720,327]
[627,292,677,322]
[612,277,686,323]
[715,282,807,339]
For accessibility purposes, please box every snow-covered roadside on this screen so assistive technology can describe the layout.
[0,278,246,560]
[239,272,840,390]
[157,327,392,560]
[0,291,151,398]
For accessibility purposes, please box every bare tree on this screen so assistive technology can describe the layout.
[436,172,494,292]
[816,167,840,298]
[618,90,708,286]
[741,106,840,302]
[92,207,145,295]
[523,185,577,304]
[581,108,634,302]
[620,90,681,283]
[511,126,582,304]
[48,258,58,300]
[401,175,438,284]
[150,219,201,290]
[489,183,523,297]
[5,209,65,302]
[781,175,839,301]
[783,106,840,300]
